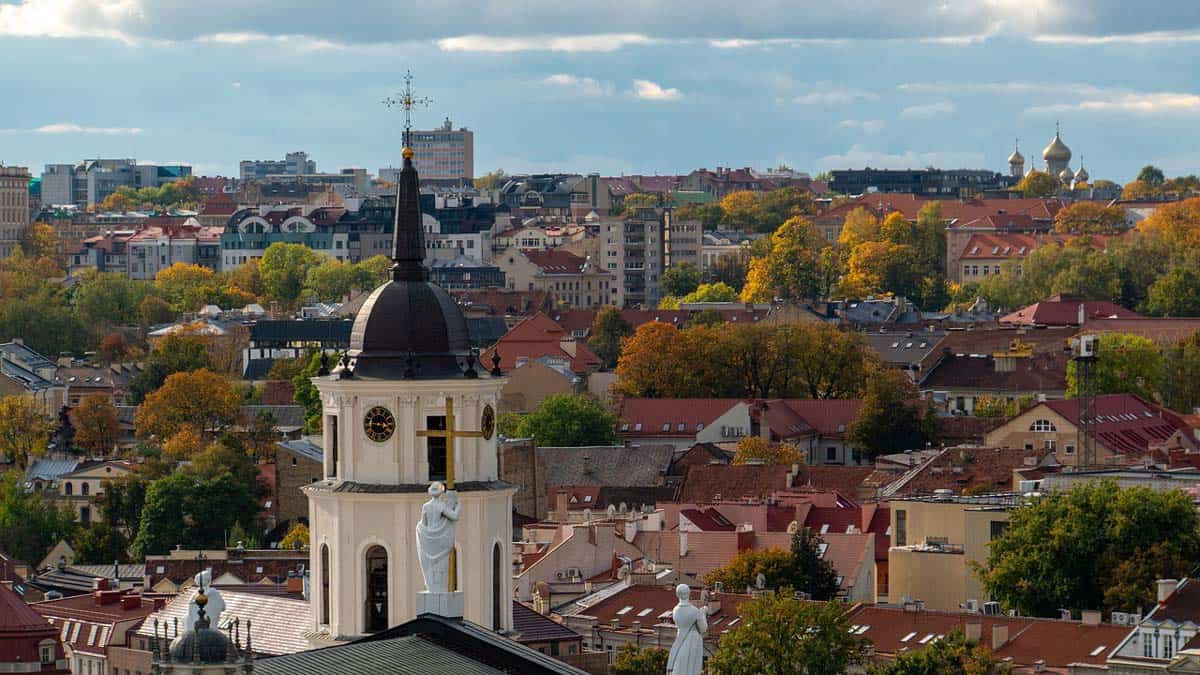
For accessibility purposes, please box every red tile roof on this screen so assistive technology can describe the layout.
[521,249,589,274]
[814,195,1063,228]
[789,466,875,498]
[453,288,552,318]
[575,585,751,631]
[1042,394,1186,456]
[920,352,1068,392]
[766,399,863,439]
[679,507,736,531]
[618,398,743,438]
[1082,318,1200,345]
[887,446,1052,497]
[1000,295,1142,326]
[0,583,52,632]
[482,313,601,375]
[679,464,793,503]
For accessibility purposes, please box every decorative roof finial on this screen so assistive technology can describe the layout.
[384,71,433,283]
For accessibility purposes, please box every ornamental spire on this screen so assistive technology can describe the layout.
[383,71,433,282]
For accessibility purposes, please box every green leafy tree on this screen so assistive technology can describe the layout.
[305,258,360,302]
[972,396,1016,418]
[704,548,797,591]
[681,282,739,304]
[741,216,829,302]
[789,528,841,601]
[621,193,660,211]
[473,169,507,191]
[0,293,90,357]
[868,629,1010,675]
[97,462,171,536]
[259,243,324,307]
[0,471,77,563]
[0,395,56,469]
[1066,332,1163,400]
[72,522,130,564]
[613,644,668,675]
[977,480,1200,616]
[127,334,215,405]
[497,412,522,438]
[707,253,749,291]
[292,351,325,434]
[703,529,839,600]
[1143,265,1200,317]
[708,593,868,675]
[849,369,934,458]
[73,271,156,328]
[686,309,725,328]
[661,263,701,297]
[1161,332,1200,413]
[1138,165,1166,187]
[587,306,633,369]
[138,295,175,326]
[675,202,725,229]
[513,394,617,446]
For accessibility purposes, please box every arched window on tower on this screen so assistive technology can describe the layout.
[364,546,388,633]
[320,545,331,626]
[493,542,503,631]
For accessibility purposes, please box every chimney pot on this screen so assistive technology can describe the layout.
[992,624,1009,649]
[1158,578,1179,604]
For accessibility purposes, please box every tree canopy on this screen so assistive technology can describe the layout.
[868,629,1010,675]
[0,395,56,469]
[704,528,840,600]
[587,306,633,370]
[1065,332,1163,400]
[0,471,77,564]
[509,394,617,446]
[848,369,935,458]
[708,593,868,675]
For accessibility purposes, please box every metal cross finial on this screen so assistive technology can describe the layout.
[383,70,433,147]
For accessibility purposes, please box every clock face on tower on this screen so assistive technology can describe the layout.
[481,404,496,440]
[363,406,396,443]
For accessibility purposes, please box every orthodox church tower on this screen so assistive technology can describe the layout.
[304,129,512,640]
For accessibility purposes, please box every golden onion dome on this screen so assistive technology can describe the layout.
[1043,131,1072,162]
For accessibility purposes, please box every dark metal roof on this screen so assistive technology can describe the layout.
[249,320,353,345]
[255,635,502,675]
[347,279,473,379]
[276,439,323,464]
[319,480,514,494]
[511,602,582,644]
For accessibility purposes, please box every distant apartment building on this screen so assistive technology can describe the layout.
[0,166,31,258]
[39,160,191,207]
[599,208,700,308]
[828,168,1018,197]
[240,151,316,181]
[220,205,351,270]
[396,117,474,186]
[495,248,615,309]
[498,173,611,222]
[70,218,222,278]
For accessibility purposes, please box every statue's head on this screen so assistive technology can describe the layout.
[428,481,446,497]
[676,583,691,603]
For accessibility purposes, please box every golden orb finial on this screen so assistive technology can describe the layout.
[402,147,414,160]
[195,591,208,607]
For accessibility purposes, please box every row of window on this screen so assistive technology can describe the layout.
[963,264,1004,277]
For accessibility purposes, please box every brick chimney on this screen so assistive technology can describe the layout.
[555,489,569,520]
[121,594,141,610]
[1158,579,1179,604]
[992,624,1009,649]
[965,623,982,642]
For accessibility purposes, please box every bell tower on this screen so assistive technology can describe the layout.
[304,75,513,641]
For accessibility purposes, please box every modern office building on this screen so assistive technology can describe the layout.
[240,151,316,182]
[39,160,191,208]
[0,166,31,258]
[405,117,474,185]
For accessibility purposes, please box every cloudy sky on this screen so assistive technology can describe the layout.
[3,1,1200,182]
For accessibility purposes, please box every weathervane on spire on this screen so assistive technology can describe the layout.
[383,70,433,148]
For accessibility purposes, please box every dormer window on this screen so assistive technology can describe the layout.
[1030,419,1057,432]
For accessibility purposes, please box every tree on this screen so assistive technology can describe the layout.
[789,528,842,601]
[704,548,797,591]
[661,263,701,297]
[98,333,131,363]
[681,282,738,304]
[721,191,765,231]
[977,480,1200,616]
[305,258,359,302]
[138,295,175,326]
[708,252,749,291]
[474,169,507,191]
[225,257,265,298]
[613,644,667,675]
[972,396,1016,419]
[1144,265,1200,317]
[292,351,325,434]
[161,425,206,461]
[354,255,392,289]
[135,369,240,442]
[732,436,803,466]
[513,394,617,447]
[587,306,633,369]
[1054,202,1127,234]
[97,464,171,536]
[621,193,660,211]
[687,309,725,328]
[1016,170,1059,198]
[127,334,215,404]
[675,202,725,229]
[1138,165,1166,187]
[741,216,828,302]
[848,369,934,458]
[73,271,155,328]
[708,593,868,675]
[70,394,120,455]
[1161,332,1200,413]
[0,472,77,564]
[841,241,921,300]
[280,522,310,550]
[0,395,56,469]
[869,629,1010,675]
[260,243,323,307]
[154,263,217,312]
[1065,332,1162,400]
[838,207,880,254]
[72,521,130,564]
[21,222,59,261]
[1138,197,1200,251]
[1122,180,1156,201]
[0,293,89,357]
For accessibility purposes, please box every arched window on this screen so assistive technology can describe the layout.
[320,545,331,626]
[64,482,73,496]
[364,546,388,633]
[81,482,90,496]
[493,542,503,631]
[1030,419,1057,432]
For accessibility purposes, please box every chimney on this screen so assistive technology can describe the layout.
[1081,609,1101,626]
[707,593,721,616]
[679,530,689,558]
[286,574,304,595]
[1158,578,1179,604]
[1077,303,1085,326]
[582,455,592,476]
[121,594,141,611]
[560,336,577,357]
[992,624,1009,649]
[965,623,982,642]
[556,489,569,520]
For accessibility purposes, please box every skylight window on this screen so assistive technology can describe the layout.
[634,423,642,432]
[900,632,917,642]
[621,424,629,431]
[855,625,870,635]
[820,524,829,534]
[818,543,829,557]
[662,423,670,432]
[616,606,634,615]
[919,634,935,644]
[677,423,686,431]
[1090,645,1107,656]
[637,608,653,617]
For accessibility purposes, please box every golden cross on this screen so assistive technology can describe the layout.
[415,397,484,592]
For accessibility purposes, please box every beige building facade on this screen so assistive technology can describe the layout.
[888,496,1013,611]
[0,166,30,259]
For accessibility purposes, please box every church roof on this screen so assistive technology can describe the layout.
[1043,131,1071,162]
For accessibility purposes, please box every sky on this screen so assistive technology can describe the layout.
[3,1,1200,182]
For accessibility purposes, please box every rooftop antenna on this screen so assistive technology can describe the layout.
[383,70,433,149]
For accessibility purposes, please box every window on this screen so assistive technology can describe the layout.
[64,482,73,496]
[989,521,1008,540]
[826,447,838,462]
[328,415,338,478]
[427,415,448,481]
[1065,444,1075,455]
[39,642,53,664]
[1030,419,1057,432]
[81,482,89,496]
[1044,439,1057,451]
[895,510,907,546]
[1165,634,1175,659]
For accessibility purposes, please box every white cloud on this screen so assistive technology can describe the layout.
[1027,92,1200,115]
[437,33,654,53]
[900,101,957,118]
[816,144,986,170]
[1033,30,1200,45]
[34,123,142,135]
[542,74,612,97]
[897,81,1108,97]
[632,79,682,101]
[793,89,878,106]
[838,119,885,134]
[708,37,845,48]
[231,81,241,89]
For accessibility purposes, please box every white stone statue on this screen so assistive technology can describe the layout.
[667,584,706,675]
[415,482,460,593]
[184,568,225,631]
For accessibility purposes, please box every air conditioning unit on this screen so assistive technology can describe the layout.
[1111,612,1129,626]
[982,601,1001,616]
[964,599,979,613]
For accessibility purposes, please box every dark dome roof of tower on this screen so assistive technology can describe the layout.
[346,146,472,379]
[169,627,232,663]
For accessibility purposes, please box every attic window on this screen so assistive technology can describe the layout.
[891,342,900,349]
[677,423,686,432]
[905,342,913,349]
[1018,246,1027,254]
[900,632,917,642]
[1030,419,1057,432]
[971,247,980,255]
[621,424,630,431]
[1090,645,1107,657]
[634,424,642,432]
[919,634,935,644]
[696,423,705,431]
[820,524,829,534]
[616,606,634,615]
[637,608,653,617]
[583,495,592,503]
[818,543,829,557]
[662,423,671,432]
[919,342,927,349]
[991,246,999,254]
